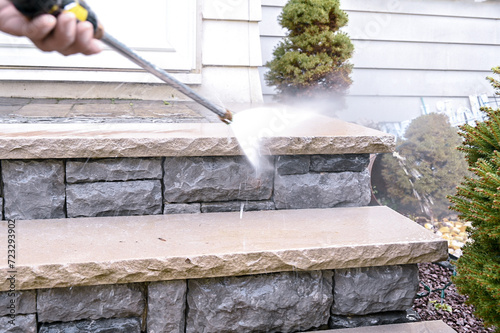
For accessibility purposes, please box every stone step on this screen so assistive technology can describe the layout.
[0,206,447,291]
[311,320,456,332]
[0,115,394,159]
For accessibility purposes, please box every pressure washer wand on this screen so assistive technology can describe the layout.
[100,33,232,124]
[11,0,233,124]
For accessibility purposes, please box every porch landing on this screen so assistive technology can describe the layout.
[0,97,210,123]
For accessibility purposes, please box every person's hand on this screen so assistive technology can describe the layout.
[0,0,102,56]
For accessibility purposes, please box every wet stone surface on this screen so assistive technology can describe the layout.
[276,155,311,175]
[186,270,333,333]
[201,200,276,213]
[38,317,142,333]
[0,98,208,123]
[66,180,162,218]
[164,203,201,214]
[329,311,411,329]
[331,264,419,316]
[274,169,371,209]
[37,284,145,323]
[0,314,37,333]
[147,280,187,333]
[1,160,65,220]
[163,156,274,203]
[0,290,36,316]
[310,154,370,172]
[66,158,162,183]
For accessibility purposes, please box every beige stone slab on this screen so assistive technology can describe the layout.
[16,104,72,117]
[0,115,394,159]
[0,105,22,115]
[0,206,447,291]
[316,320,456,333]
[56,99,113,105]
[132,104,200,118]
[70,104,134,117]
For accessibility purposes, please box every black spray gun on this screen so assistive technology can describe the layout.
[10,0,233,124]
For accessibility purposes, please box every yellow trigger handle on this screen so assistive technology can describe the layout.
[54,2,89,22]
[54,0,104,39]
[11,0,104,39]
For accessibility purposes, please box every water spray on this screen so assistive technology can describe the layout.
[10,0,327,170]
[10,0,233,124]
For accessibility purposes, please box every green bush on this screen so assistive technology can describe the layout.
[378,113,469,220]
[265,0,354,99]
[449,67,500,331]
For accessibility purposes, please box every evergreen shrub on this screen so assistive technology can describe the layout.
[265,0,354,100]
[377,113,469,221]
[449,67,500,331]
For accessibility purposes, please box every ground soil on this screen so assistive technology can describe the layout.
[414,262,496,333]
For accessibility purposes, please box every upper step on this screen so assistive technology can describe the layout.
[0,114,394,159]
[0,206,447,291]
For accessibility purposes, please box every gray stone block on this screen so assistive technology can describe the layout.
[329,311,409,329]
[276,155,310,175]
[66,158,162,183]
[164,203,201,214]
[0,314,37,333]
[147,280,187,333]
[201,200,275,213]
[310,154,370,173]
[0,290,36,316]
[331,265,419,316]
[186,271,333,333]
[0,160,3,220]
[37,284,145,323]
[164,156,273,203]
[2,160,65,220]
[274,169,371,209]
[38,317,142,333]
[67,180,162,217]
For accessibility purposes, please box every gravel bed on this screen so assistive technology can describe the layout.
[414,262,496,333]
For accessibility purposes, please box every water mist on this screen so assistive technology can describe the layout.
[230,105,317,170]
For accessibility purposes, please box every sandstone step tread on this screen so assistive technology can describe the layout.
[0,206,447,291]
[0,115,394,159]
[314,320,456,332]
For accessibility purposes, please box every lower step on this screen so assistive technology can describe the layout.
[315,320,456,332]
[0,206,446,291]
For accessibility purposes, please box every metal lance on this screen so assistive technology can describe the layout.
[11,0,233,124]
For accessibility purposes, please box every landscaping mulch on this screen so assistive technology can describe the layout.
[414,262,496,333]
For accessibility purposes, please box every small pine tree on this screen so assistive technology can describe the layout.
[378,113,469,220]
[449,67,500,331]
[265,0,354,99]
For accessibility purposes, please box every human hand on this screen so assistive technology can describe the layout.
[0,0,102,55]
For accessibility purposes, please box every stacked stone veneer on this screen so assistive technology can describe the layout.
[1,265,419,332]
[0,154,370,220]
[0,153,425,332]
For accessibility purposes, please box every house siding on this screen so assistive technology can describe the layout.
[260,0,500,124]
[0,0,264,104]
[199,0,264,104]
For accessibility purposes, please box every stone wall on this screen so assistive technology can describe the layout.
[0,154,370,220]
[0,153,423,333]
[1,265,419,333]
[0,161,3,221]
